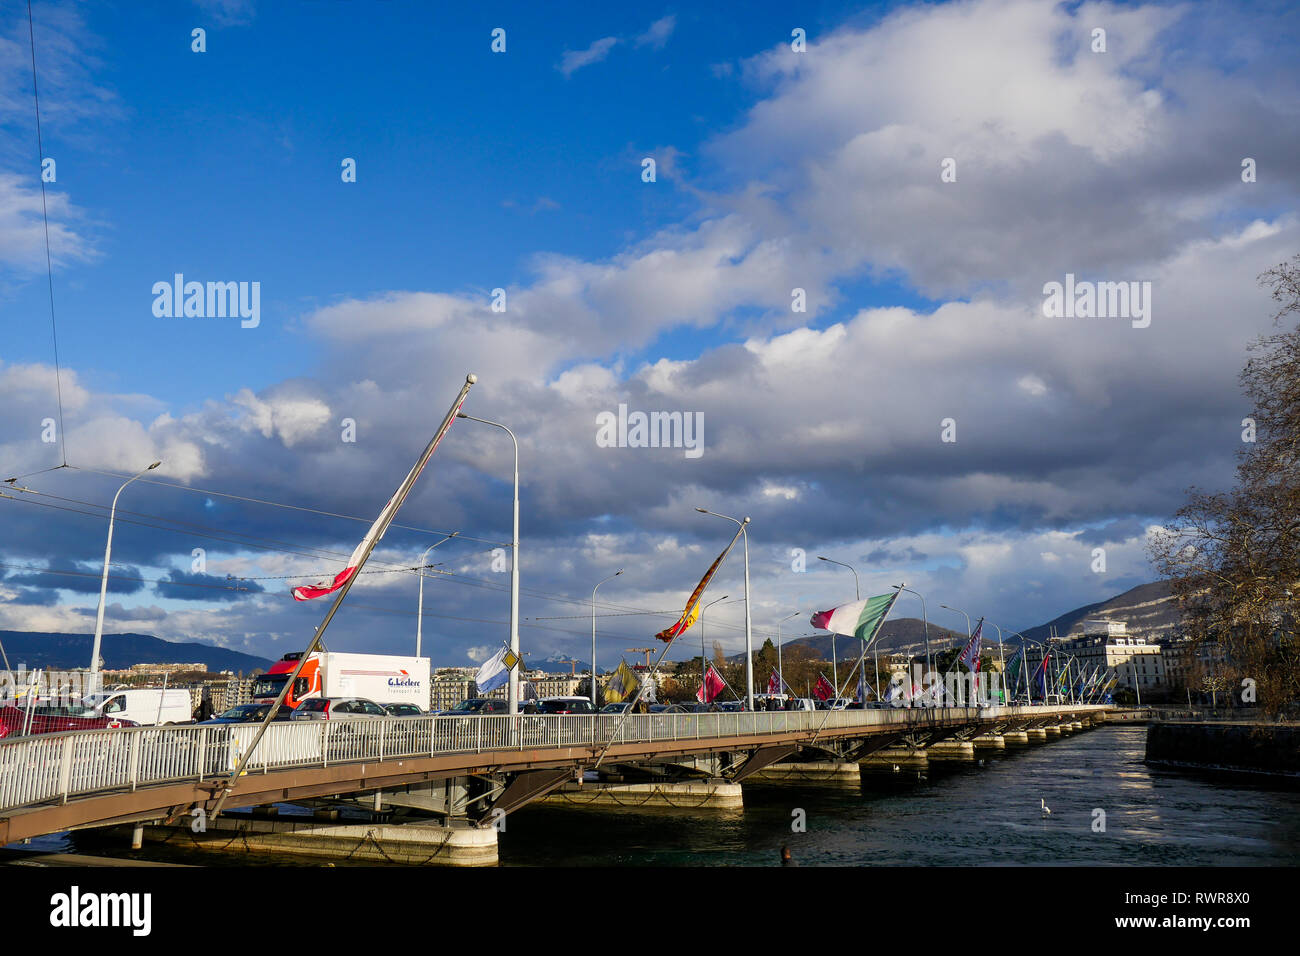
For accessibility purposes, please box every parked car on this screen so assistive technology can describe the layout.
[383,702,425,717]
[0,703,138,738]
[600,701,635,714]
[715,701,746,712]
[290,697,388,720]
[197,703,297,725]
[538,697,596,715]
[442,698,510,715]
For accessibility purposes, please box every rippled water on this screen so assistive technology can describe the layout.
[499,725,1300,867]
[20,725,1300,866]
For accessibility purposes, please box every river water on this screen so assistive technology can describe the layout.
[499,725,1299,867]
[26,725,1300,866]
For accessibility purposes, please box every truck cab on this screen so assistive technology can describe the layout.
[251,652,322,709]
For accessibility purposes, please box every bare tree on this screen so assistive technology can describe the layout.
[1149,255,1300,717]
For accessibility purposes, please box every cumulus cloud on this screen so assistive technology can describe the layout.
[0,0,1295,668]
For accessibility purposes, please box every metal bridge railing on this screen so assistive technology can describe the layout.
[0,704,1107,813]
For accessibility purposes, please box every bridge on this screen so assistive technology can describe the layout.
[1,703,1108,860]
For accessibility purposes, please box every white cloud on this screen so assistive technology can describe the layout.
[559,37,619,77]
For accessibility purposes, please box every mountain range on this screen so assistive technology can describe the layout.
[0,630,273,674]
[0,581,1180,674]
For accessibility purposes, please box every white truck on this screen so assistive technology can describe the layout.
[251,651,432,710]
[80,688,195,725]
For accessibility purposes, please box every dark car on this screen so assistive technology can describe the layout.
[197,703,297,725]
[383,702,425,717]
[600,701,635,714]
[538,697,596,715]
[443,698,509,715]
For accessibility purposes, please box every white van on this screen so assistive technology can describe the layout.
[81,689,194,726]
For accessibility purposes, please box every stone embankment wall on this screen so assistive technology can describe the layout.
[1146,722,1300,776]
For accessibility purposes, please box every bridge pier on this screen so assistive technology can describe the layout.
[123,814,499,866]
[971,734,1006,753]
[926,740,977,763]
[1043,725,1062,739]
[1002,730,1030,746]
[542,780,743,809]
[1026,728,1049,742]
[860,747,929,774]
[745,762,861,786]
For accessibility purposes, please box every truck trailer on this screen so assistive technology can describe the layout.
[251,651,431,710]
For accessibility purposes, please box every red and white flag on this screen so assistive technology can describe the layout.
[697,664,726,704]
[767,669,781,695]
[291,382,473,601]
[814,673,835,701]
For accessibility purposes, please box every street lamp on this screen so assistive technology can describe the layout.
[940,605,974,706]
[817,556,859,696]
[893,582,933,684]
[1017,634,1049,705]
[416,532,459,658]
[700,594,731,699]
[696,508,753,709]
[90,461,161,694]
[776,610,799,698]
[591,569,623,707]
[458,412,521,714]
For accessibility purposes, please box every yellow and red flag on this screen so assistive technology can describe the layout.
[653,535,741,642]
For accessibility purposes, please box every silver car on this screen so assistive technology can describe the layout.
[291,697,388,720]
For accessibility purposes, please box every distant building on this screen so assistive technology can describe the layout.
[1029,621,1165,695]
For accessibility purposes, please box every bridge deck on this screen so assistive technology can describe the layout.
[0,705,1106,843]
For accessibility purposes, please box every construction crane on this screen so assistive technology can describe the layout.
[555,658,581,676]
[626,648,656,668]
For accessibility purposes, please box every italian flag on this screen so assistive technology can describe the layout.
[809,591,899,642]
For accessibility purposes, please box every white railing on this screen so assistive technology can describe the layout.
[0,704,1107,813]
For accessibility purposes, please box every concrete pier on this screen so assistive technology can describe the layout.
[130,815,498,866]
[543,780,744,809]
[926,740,977,763]
[971,734,1006,752]
[1026,728,1049,742]
[1043,725,1062,738]
[1070,721,1085,732]
[1002,730,1030,746]
[860,747,928,774]
[746,762,861,787]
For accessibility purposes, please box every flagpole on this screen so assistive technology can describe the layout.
[809,591,899,744]
[210,373,477,818]
[594,521,747,770]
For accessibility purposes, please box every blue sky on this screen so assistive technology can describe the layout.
[1,0,1298,671]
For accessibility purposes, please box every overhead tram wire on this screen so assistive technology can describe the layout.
[26,0,67,468]
[63,465,508,548]
[54,468,679,616]
[0,490,676,622]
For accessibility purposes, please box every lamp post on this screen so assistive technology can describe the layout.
[416,532,459,658]
[457,412,521,714]
[90,461,161,695]
[893,582,933,688]
[776,610,799,698]
[1018,634,1048,705]
[817,556,859,697]
[939,605,974,706]
[696,508,753,710]
[591,569,623,708]
[699,594,731,700]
